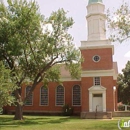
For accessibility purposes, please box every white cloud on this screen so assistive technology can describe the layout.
[124,51,130,58]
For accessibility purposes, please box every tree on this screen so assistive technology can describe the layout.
[117,61,130,105]
[0,0,82,120]
[107,2,130,104]
[0,61,16,109]
[107,2,130,42]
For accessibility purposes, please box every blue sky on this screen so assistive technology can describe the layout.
[3,0,130,73]
[35,0,130,73]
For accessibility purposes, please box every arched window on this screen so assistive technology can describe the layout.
[25,86,33,106]
[56,85,64,106]
[73,85,81,106]
[40,87,48,106]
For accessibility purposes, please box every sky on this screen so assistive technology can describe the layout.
[3,0,130,73]
[35,0,130,73]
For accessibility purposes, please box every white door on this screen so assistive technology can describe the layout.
[92,94,103,112]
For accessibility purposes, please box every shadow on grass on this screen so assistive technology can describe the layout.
[0,115,78,128]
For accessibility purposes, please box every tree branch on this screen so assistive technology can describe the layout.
[26,30,40,69]
[1,53,14,69]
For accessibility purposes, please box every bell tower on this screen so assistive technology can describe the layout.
[87,0,106,41]
[80,0,114,71]
[80,0,118,118]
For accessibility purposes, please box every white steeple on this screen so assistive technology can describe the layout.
[86,2,106,41]
[80,0,114,55]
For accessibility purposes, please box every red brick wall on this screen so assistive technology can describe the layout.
[81,76,116,112]
[81,48,113,70]
[4,76,117,114]
[102,76,114,111]
[81,77,93,111]
[4,81,81,114]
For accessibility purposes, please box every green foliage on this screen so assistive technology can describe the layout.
[0,0,82,110]
[117,105,125,111]
[107,2,130,42]
[0,61,17,108]
[117,61,130,105]
[62,104,73,116]
[0,107,3,114]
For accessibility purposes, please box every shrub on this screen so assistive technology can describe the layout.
[0,107,3,114]
[118,105,125,111]
[62,104,73,116]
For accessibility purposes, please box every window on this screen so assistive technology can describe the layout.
[40,87,48,106]
[94,77,101,86]
[56,85,64,106]
[93,94,102,97]
[73,85,81,106]
[93,55,100,62]
[25,86,33,106]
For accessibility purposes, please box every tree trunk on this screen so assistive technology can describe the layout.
[14,103,23,120]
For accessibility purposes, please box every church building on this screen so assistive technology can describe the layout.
[5,0,118,118]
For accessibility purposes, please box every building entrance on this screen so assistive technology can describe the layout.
[92,94,103,112]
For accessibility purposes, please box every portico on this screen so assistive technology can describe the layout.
[88,86,106,112]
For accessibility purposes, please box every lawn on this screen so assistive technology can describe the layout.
[0,115,130,130]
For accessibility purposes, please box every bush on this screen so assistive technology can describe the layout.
[62,104,73,116]
[118,105,125,111]
[0,107,3,114]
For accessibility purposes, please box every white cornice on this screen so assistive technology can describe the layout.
[87,2,104,7]
[81,69,117,80]
[79,44,114,55]
[81,40,111,46]
[88,85,106,91]
[79,44,113,49]
[59,69,117,81]
[86,13,106,19]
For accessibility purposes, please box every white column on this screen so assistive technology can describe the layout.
[89,92,93,112]
[103,91,106,112]
[125,105,127,111]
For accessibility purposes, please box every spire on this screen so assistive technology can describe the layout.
[86,0,106,41]
[88,0,102,5]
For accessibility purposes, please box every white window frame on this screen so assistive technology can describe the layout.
[94,77,101,86]
[40,86,49,106]
[55,85,65,106]
[93,55,100,62]
[72,85,81,106]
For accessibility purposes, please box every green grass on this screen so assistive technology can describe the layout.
[0,115,130,130]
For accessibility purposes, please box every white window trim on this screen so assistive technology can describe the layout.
[39,86,49,106]
[25,86,33,106]
[93,77,101,86]
[92,55,100,62]
[72,85,81,106]
[55,85,65,106]
[88,87,106,112]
